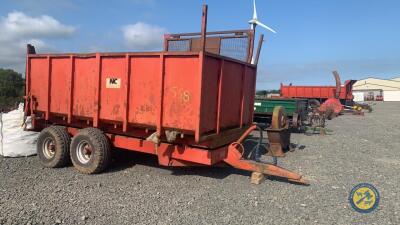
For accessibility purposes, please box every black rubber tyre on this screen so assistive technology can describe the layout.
[70,128,111,174]
[309,99,321,109]
[37,126,71,168]
[325,108,335,120]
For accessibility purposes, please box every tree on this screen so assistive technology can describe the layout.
[256,90,268,95]
[0,68,25,111]
[256,89,280,96]
[268,89,280,94]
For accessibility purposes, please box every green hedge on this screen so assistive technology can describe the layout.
[0,68,25,111]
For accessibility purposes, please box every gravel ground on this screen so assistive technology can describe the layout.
[1,102,399,225]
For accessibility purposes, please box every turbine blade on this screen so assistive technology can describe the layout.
[255,20,277,33]
[253,0,257,20]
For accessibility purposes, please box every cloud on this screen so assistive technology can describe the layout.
[0,39,45,66]
[122,22,166,51]
[0,11,76,73]
[1,11,75,40]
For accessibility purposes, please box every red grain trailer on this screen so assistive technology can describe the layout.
[280,71,357,105]
[24,5,307,184]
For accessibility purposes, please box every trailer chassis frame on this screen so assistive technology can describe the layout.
[64,125,308,185]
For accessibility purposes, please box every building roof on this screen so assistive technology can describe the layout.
[353,77,400,91]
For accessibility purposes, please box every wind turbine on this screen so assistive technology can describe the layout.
[248,0,276,64]
[248,0,277,34]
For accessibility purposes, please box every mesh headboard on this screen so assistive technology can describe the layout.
[164,30,254,63]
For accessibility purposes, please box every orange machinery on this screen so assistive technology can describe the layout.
[24,5,307,184]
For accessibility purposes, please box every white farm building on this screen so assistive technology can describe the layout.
[352,77,400,102]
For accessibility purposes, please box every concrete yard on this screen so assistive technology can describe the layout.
[0,102,399,225]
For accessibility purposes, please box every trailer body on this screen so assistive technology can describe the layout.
[280,80,357,104]
[253,98,309,128]
[26,51,256,148]
[254,98,308,117]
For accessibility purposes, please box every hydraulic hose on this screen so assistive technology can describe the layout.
[251,125,278,165]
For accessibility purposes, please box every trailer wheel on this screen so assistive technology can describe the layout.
[37,126,71,168]
[325,108,335,120]
[292,112,300,129]
[271,106,288,129]
[70,128,111,174]
[309,99,320,109]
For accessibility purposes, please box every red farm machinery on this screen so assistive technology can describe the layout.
[280,71,370,118]
[23,5,308,185]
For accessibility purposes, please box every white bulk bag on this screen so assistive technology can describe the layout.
[0,103,38,157]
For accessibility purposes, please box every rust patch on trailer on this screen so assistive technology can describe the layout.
[138,104,153,114]
[111,104,120,115]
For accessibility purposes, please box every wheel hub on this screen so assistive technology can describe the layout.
[77,141,92,164]
[42,137,56,159]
